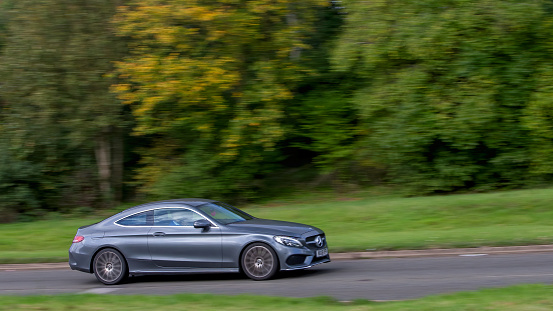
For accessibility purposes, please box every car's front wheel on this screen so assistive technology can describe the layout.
[93,248,127,285]
[241,243,279,280]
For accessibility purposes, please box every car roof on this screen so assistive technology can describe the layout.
[106,198,218,222]
[145,198,217,206]
[129,198,217,211]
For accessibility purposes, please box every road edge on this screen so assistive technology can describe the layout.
[331,244,553,260]
[3,244,553,271]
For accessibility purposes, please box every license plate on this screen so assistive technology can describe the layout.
[316,248,328,257]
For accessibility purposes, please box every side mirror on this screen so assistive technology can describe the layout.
[194,219,212,230]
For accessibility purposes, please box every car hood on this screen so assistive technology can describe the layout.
[226,218,320,236]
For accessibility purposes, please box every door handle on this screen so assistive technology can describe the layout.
[152,232,166,237]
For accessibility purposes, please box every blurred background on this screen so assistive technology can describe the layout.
[2,0,553,222]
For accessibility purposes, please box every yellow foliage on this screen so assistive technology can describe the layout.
[112,0,325,164]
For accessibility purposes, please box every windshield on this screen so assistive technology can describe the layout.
[197,202,255,225]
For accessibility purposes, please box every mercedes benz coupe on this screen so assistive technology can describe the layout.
[69,199,330,284]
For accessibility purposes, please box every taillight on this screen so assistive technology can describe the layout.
[73,235,84,243]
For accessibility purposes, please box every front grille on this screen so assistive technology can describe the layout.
[305,234,326,249]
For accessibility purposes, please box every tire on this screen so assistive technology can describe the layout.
[241,243,279,281]
[93,248,127,285]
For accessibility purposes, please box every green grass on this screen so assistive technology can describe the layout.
[248,187,553,252]
[1,284,553,310]
[3,187,553,263]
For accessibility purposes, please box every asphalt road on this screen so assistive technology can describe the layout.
[1,252,552,301]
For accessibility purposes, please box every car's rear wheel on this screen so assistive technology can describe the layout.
[241,243,279,280]
[93,248,127,285]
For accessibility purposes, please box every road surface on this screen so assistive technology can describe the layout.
[1,252,552,300]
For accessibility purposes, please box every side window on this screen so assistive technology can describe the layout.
[154,208,206,226]
[116,210,153,226]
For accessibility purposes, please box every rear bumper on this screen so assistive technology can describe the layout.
[68,244,92,273]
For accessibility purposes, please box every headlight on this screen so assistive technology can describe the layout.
[274,236,303,248]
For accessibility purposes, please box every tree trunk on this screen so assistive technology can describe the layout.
[111,125,124,203]
[95,129,112,204]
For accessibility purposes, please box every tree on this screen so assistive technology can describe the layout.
[0,0,15,50]
[113,0,328,199]
[0,0,128,213]
[524,64,553,179]
[333,0,553,192]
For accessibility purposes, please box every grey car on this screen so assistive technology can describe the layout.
[69,199,330,284]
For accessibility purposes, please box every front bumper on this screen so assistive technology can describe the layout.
[281,256,331,271]
[275,242,331,271]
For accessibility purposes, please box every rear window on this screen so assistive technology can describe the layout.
[116,210,153,226]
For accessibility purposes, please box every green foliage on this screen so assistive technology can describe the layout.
[0,141,41,222]
[4,0,553,216]
[523,64,553,179]
[113,0,342,199]
[334,0,553,192]
[0,0,129,214]
[0,0,15,50]
[285,85,362,184]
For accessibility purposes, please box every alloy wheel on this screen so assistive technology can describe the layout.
[242,244,278,280]
[93,249,126,285]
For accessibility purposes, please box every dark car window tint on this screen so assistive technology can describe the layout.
[154,208,205,226]
[198,202,254,225]
[116,210,153,226]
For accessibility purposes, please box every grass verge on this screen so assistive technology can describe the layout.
[1,284,553,310]
[2,187,553,263]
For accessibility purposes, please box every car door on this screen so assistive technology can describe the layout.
[104,210,154,270]
[147,207,222,268]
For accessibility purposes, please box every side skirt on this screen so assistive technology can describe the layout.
[130,268,239,276]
